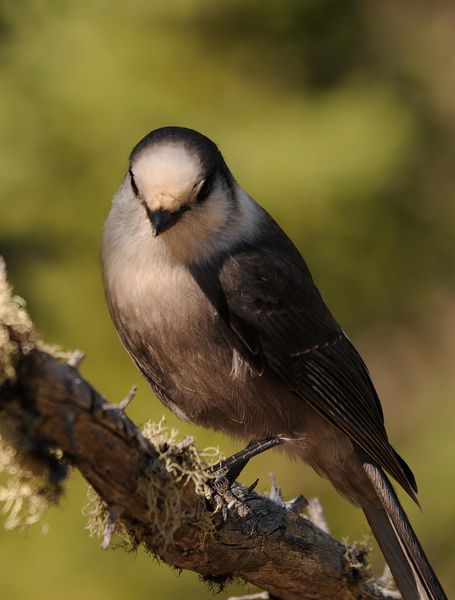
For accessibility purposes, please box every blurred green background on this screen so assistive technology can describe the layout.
[1,0,454,597]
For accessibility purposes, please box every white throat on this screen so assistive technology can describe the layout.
[104,179,262,271]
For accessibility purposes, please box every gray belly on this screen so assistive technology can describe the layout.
[107,276,308,441]
[126,307,275,437]
[103,244,316,443]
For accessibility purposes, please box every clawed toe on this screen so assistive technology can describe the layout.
[208,473,255,521]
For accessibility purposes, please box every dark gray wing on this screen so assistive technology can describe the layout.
[194,218,417,501]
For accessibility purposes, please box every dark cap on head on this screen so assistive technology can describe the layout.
[129,126,227,180]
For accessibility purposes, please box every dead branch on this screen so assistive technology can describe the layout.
[0,261,399,600]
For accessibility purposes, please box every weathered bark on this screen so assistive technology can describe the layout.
[0,261,399,600]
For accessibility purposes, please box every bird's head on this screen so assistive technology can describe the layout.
[128,126,234,238]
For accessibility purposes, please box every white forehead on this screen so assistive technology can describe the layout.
[132,143,203,200]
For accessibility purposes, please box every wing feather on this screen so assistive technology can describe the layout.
[213,222,417,501]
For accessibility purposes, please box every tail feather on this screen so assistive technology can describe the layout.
[363,504,421,599]
[363,462,447,600]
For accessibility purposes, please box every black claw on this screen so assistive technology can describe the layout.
[248,478,260,493]
[209,475,253,522]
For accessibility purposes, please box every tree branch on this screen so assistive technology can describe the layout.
[0,260,399,600]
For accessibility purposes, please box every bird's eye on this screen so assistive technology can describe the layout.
[196,170,217,204]
[129,168,139,197]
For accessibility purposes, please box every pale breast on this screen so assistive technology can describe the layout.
[103,235,311,440]
[101,189,278,433]
[104,232,222,361]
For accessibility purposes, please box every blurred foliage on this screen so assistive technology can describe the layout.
[0,0,454,598]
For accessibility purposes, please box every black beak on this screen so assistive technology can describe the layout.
[145,207,179,237]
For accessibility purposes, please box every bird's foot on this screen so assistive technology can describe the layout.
[207,438,282,527]
[209,471,257,522]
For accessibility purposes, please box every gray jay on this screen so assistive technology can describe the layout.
[102,126,446,600]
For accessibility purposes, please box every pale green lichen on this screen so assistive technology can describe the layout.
[343,534,372,568]
[84,486,136,549]
[0,386,63,532]
[342,534,375,593]
[0,427,60,531]
[86,419,223,553]
[0,258,64,530]
[0,258,35,385]
[141,417,222,498]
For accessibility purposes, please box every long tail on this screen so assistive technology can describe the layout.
[362,462,447,600]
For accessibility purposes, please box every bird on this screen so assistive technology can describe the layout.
[102,126,447,600]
